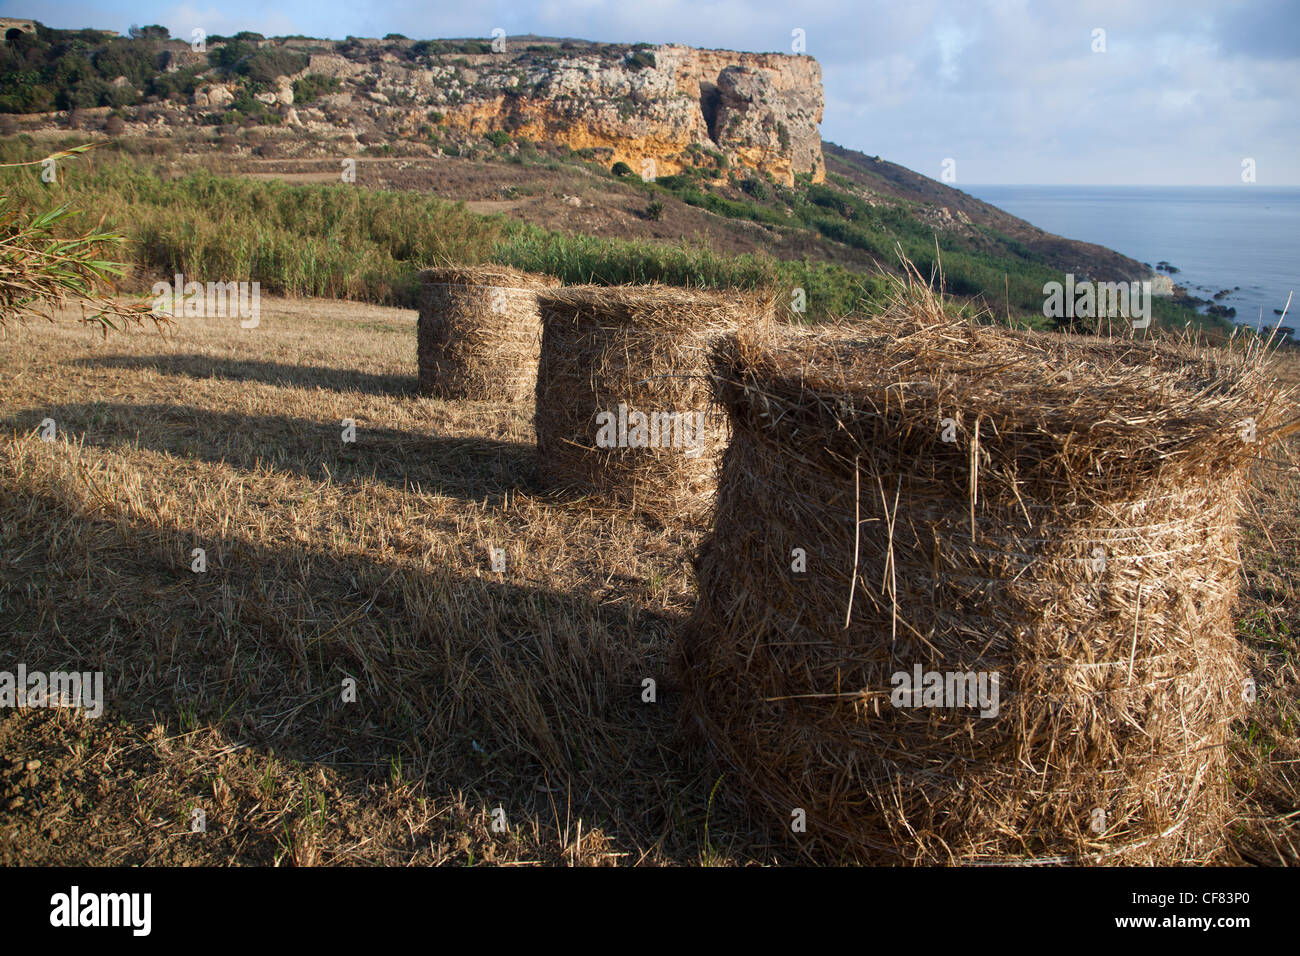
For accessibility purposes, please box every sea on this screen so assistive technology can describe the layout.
[963,185,1300,336]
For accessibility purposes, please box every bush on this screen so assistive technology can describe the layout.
[102,83,138,109]
[242,49,308,84]
[653,174,691,190]
[128,25,170,40]
[208,39,258,73]
[611,161,633,177]
[626,49,655,70]
[644,200,665,221]
[291,73,340,104]
[739,177,770,201]
[485,130,512,148]
[104,115,126,136]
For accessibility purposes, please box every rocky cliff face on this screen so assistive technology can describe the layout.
[11,30,825,185]
[295,41,824,184]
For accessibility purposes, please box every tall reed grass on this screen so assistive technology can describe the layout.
[0,149,889,316]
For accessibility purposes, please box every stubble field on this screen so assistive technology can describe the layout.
[1,299,1297,865]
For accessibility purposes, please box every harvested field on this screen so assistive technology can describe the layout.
[1,295,1298,866]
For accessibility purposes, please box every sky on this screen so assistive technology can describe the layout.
[10,0,1299,185]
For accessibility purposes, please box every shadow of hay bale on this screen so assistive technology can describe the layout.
[0,469,786,864]
[70,354,418,398]
[0,402,535,503]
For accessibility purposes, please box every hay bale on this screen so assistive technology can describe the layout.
[417,265,560,402]
[681,293,1297,864]
[534,283,773,524]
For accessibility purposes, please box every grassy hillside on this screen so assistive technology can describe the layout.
[0,136,1228,333]
[0,141,884,319]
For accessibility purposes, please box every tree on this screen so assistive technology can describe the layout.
[128,24,170,40]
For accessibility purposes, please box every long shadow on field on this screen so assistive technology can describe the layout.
[2,402,534,502]
[71,353,418,398]
[0,481,761,866]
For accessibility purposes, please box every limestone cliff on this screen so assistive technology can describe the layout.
[11,28,826,185]
[297,40,824,184]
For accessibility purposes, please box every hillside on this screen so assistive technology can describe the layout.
[0,20,1215,329]
[823,142,1155,284]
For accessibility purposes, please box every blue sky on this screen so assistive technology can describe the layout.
[11,0,1299,184]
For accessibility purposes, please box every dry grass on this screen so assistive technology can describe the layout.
[1,292,1297,866]
[0,297,780,865]
[1226,353,1300,865]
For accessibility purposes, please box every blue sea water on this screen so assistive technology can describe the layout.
[963,185,1300,335]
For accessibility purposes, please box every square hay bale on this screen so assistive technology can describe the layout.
[534,283,774,526]
[417,265,560,402]
[680,291,1297,864]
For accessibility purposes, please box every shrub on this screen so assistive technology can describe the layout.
[291,73,340,104]
[127,25,170,40]
[626,49,655,70]
[644,200,665,221]
[242,49,309,84]
[485,130,512,148]
[611,161,633,177]
[208,39,259,74]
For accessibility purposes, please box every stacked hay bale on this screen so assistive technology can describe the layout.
[417,266,560,402]
[681,287,1295,864]
[534,284,773,525]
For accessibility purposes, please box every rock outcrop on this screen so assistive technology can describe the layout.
[54,31,825,184]
[301,40,824,184]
